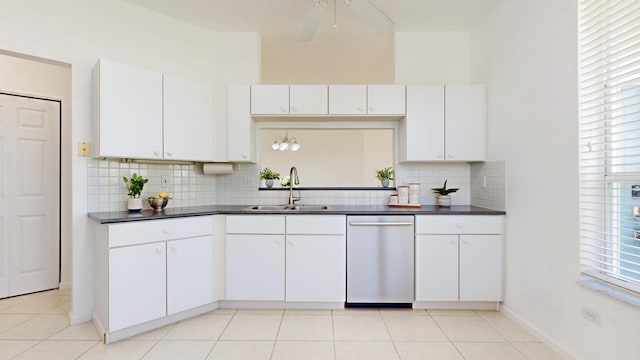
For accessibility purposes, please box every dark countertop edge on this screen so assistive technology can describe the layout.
[88,205,506,224]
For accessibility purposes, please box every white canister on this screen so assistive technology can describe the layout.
[409,183,420,204]
[397,186,409,204]
[389,195,399,204]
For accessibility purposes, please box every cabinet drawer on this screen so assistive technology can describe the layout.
[226,215,285,234]
[109,216,213,247]
[416,215,502,235]
[286,215,346,235]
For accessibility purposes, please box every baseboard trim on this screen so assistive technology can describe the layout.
[500,304,578,360]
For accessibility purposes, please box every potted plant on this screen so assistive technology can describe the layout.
[123,173,149,211]
[260,167,280,188]
[431,179,459,207]
[375,167,394,187]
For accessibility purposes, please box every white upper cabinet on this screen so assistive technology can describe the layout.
[328,85,367,114]
[367,85,406,115]
[401,85,445,161]
[400,84,485,162]
[94,59,215,161]
[289,85,328,115]
[445,85,485,161]
[250,85,289,114]
[227,85,256,163]
[163,74,214,161]
[94,59,163,159]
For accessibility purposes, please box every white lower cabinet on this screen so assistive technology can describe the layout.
[415,216,503,303]
[109,242,167,331]
[167,236,215,315]
[286,234,346,302]
[226,234,285,301]
[93,217,215,342]
[225,215,346,303]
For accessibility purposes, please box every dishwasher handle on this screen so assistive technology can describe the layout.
[348,222,414,226]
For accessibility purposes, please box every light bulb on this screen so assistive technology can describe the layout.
[279,142,289,151]
[271,141,279,150]
[290,142,300,151]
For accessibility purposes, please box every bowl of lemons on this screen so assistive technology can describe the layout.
[148,192,170,212]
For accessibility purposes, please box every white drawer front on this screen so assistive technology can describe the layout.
[416,215,503,235]
[109,216,213,247]
[226,215,285,234]
[286,215,346,235]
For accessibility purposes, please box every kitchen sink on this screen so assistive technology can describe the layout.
[247,205,329,211]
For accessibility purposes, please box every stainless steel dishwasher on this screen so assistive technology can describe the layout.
[346,215,415,306]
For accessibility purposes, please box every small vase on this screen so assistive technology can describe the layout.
[265,179,274,188]
[127,198,142,211]
[381,178,390,188]
[437,195,451,207]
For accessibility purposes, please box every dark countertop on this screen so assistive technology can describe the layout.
[88,205,506,224]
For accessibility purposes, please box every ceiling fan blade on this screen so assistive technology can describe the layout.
[347,0,395,34]
[297,1,328,42]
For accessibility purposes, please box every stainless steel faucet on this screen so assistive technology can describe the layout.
[288,166,301,206]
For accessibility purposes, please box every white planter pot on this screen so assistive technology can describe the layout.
[437,195,451,207]
[127,198,142,211]
[265,179,274,188]
[381,178,390,188]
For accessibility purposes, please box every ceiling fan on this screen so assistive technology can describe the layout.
[297,0,395,42]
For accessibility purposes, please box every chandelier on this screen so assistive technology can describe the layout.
[271,131,301,151]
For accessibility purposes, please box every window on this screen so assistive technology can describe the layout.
[579,0,640,293]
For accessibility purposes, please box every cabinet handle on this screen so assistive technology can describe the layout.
[437,154,443,159]
[291,106,298,113]
[369,106,375,112]
[166,151,173,156]
[462,239,469,245]
[281,106,288,113]
[242,154,247,159]
[448,154,454,159]
[153,150,160,156]
[155,247,163,254]
[163,228,170,234]
[456,224,463,230]
[450,239,457,245]
[358,106,365,112]
[170,245,177,252]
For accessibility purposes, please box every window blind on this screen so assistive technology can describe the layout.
[579,0,640,293]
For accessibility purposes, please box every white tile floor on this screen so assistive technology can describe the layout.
[0,290,566,360]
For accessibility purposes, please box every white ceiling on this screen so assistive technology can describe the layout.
[123,0,501,40]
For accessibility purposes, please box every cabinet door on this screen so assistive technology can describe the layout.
[328,85,367,115]
[400,85,445,162]
[167,236,214,315]
[95,59,163,159]
[251,85,289,114]
[286,235,346,302]
[226,234,285,301]
[290,85,328,115]
[367,85,405,115]
[109,243,166,331]
[227,85,255,162]
[445,85,485,161]
[163,74,214,161]
[459,235,502,301]
[415,235,458,301]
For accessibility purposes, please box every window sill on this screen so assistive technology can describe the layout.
[578,275,640,308]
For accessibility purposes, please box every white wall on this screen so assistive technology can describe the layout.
[471,1,640,359]
[0,0,259,324]
[394,31,471,84]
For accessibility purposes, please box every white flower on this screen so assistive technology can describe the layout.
[280,176,291,186]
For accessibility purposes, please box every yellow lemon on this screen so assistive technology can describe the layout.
[151,194,161,199]
[159,192,170,198]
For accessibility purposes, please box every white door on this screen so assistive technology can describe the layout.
[445,85,485,161]
[0,94,60,298]
[367,85,406,115]
[415,234,459,301]
[459,234,502,301]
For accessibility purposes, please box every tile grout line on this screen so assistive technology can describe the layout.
[203,308,237,359]
[428,312,468,359]
[473,310,534,360]
[268,309,285,360]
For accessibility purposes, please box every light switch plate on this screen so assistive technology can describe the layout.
[78,142,90,157]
